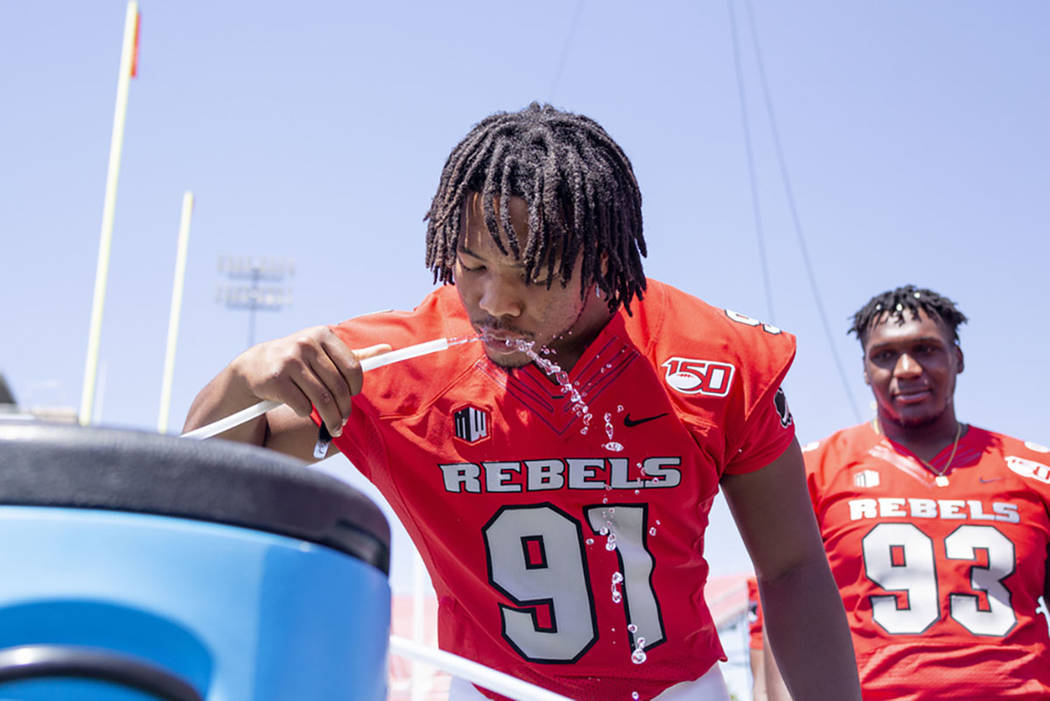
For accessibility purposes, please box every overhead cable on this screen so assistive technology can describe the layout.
[733,0,862,422]
[727,0,776,325]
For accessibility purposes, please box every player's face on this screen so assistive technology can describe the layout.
[862,309,964,429]
[454,192,609,370]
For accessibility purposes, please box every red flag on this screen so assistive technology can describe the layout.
[129,11,141,77]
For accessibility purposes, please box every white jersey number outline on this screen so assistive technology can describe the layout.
[861,523,1018,637]
[483,503,666,663]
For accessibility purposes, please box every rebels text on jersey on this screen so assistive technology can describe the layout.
[805,424,1050,700]
[327,280,796,700]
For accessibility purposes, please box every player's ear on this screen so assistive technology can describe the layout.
[954,345,964,375]
[591,253,610,299]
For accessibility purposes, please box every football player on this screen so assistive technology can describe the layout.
[185,104,860,701]
[765,285,1050,699]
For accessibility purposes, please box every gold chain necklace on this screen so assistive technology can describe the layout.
[873,419,964,487]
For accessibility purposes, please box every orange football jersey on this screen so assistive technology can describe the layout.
[746,575,763,651]
[805,423,1050,700]
[328,280,796,700]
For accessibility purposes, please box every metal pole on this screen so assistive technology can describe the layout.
[411,551,428,701]
[248,266,259,347]
[158,191,195,434]
[79,1,140,425]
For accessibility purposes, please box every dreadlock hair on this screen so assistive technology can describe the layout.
[424,102,647,314]
[849,284,968,346]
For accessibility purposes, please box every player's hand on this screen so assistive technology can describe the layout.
[230,325,390,437]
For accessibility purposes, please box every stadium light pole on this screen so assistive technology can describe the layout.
[216,256,294,347]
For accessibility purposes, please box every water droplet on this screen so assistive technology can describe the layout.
[585,538,594,545]
[611,572,624,603]
[617,404,624,412]
[603,441,624,452]
[648,527,657,536]
[600,527,609,536]
[632,693,640,700]
[627,623,637,633]
[605,534,618,551]
[631,636,648,663]
[656,520,661,526]
[580,427,589,435]
[634,489,640,495]
[521,346,592,420]
[602,496,609,504]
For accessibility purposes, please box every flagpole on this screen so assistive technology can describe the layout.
[79,0,140,425]
[158,191,194,434]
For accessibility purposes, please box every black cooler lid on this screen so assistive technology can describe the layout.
[0,421,390,575]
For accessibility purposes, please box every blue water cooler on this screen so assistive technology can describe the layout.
[0,420,391,700]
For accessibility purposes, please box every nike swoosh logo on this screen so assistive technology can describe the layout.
[979,477,1002,483]
[623,412,669,428]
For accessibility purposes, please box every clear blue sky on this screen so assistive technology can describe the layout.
[3,1,1049,583]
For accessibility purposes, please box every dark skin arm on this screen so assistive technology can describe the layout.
[182,325,389,461]
[721,438,861,701]
[759,623,793,701]
[1043,544,1050,613]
